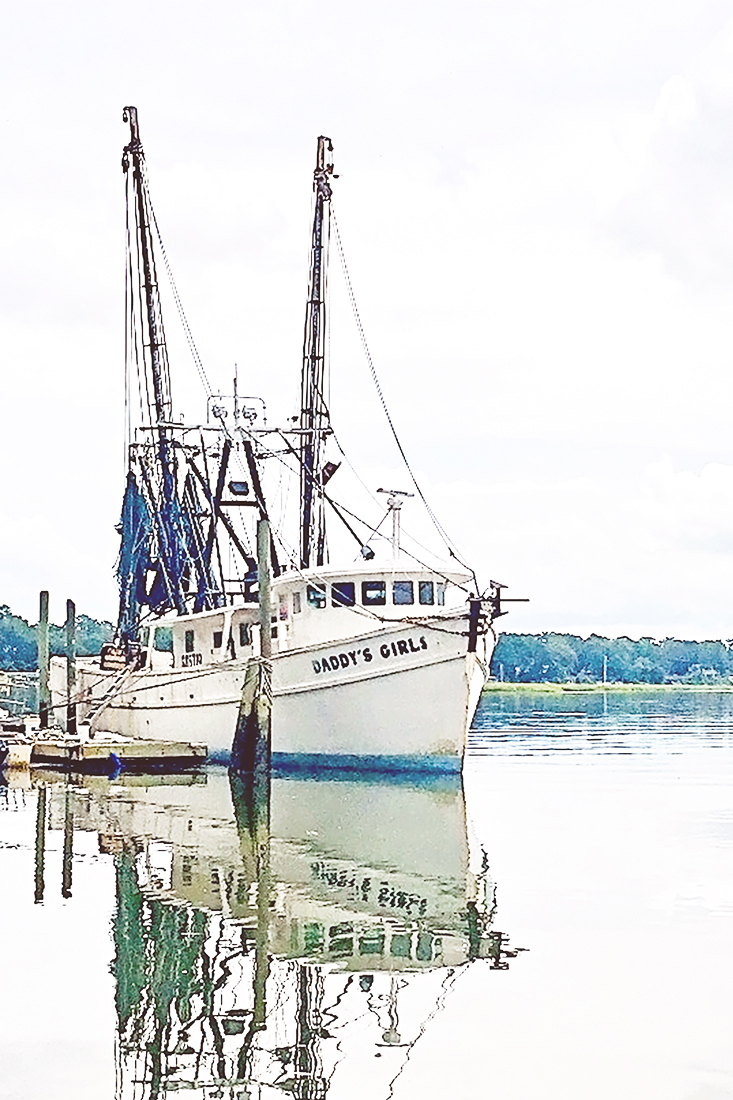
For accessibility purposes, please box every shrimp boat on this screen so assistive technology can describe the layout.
[51,107,512,770]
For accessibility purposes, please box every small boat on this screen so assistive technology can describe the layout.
[52,108,513,771]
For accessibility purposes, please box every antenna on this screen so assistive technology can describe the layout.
[376,488,414,558]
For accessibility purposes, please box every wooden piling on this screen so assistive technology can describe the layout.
[38,591,50,729]
[252,777,270,1031]
[66,599,77,736]
[257,518,272,662]
[230,658,272,775]
[62,785,74,898]
[226,520,275,1049]
[34,784,47,904]
[230,769,271,1041]
[230,518,272,776]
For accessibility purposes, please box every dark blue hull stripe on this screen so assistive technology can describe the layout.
[206,749,462,778]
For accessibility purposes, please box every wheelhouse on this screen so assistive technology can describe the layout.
[151,566,471,668]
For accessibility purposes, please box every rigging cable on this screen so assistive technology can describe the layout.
[327,425,473,583]
[250,424,476,597]
[150,205,213,401]
[331,206,473,574]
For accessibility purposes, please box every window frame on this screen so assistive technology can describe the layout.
[361,580,387,607]
[307,584,327,610]
[332,581,356,608]
[419,580,435,606]
[392,580,414,605]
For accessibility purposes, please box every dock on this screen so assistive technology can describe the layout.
[32,732,207,771]
[1,719,207,772]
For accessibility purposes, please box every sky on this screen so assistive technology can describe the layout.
[2,0,733,639]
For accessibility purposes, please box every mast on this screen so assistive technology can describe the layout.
[118,107,225,636]
[122,107,177,522]
[299,137,335,569]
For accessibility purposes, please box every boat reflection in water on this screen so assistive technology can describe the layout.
[39,768,519,1098]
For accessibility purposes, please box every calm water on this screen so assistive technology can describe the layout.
[2,688,733,1099]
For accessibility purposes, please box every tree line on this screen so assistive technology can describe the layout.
[2,603,731,685]
[491,633,733,684]
[0,604,114,671]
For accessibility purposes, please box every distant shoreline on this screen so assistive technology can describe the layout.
[491,632,733,687]
[483,681,733,693]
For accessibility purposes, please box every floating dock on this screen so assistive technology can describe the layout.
[1,718,207,772]
[0,718,34,768]
[31,732,207,771]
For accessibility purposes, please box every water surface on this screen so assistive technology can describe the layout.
[2,688,732,1099]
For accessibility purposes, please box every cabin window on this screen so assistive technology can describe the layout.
[279,597,289,621]
[329,922,354,957]
[359,930,385,956]
[437,583,446,606]
[293,591,302,614]
[140,627,150,646]
[392,581,414,605]
[361,580,386,606]
[304,923,325,953]
[390,933,411,958]
[332,581,355,607]
[416,932,434,961]
[239,622,250,647]
[184,630,195,653]
[307,584,327,609]
[213,631,223,649]
[153,626,173,652]
[419,581,434,606]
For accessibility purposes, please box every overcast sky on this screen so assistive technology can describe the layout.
[2,0,733,639]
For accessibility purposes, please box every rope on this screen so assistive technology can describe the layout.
[150,206,213,400]
[240,424,476,606]
[331,206,473,573]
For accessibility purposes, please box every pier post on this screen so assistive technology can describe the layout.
[38,590,50,729]
[230,768,271,1045]
[66,599,77,736]
[251,516,272,1027]
[62,784,74,898]
[252,798,270,1032]
[230,521,272,775]
[34,784,47,904]
[254,518,272,778]
[257,519,272,662]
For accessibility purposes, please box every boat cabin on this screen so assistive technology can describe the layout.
[150,566,471,670]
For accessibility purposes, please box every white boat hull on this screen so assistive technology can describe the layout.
[52,617,490,770]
